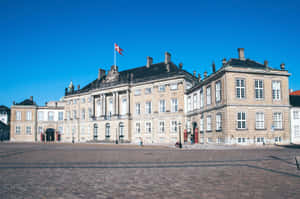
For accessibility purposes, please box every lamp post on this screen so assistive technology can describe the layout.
[115,128,118,144]
[179,122,182,148]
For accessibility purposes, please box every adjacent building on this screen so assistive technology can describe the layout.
[0,105,10,141]
[290,90,300,144]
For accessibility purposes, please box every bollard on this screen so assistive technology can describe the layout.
[295,156,300,170]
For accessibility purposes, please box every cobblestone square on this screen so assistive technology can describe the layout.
[0,143,300,199]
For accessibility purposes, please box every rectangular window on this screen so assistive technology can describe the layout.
[158,85,165,92]
[272,81,281,100]
[206,86,211,105]
[171,98,178,112]
[187,96,192,112]
[48,111,54,121]
[170,83,178,90]
[81,98,86,103]
[16,126,21,134]
[206,116,212,131]
[200,88,204,108]
[145,101,152,114]
[159,121,165,133]
[256,137,265,143]
[88,108,92,118]
[171,121,177,133]
[200,116,204,132]
[193,94,198,110]
[237,112,246,129]
[26,126,31,134]
[58,126,63,135]
[136,122,141,134]
[145,87,152,94]
[293,111,300,120]
[237,138,246,143]
[145,122,152,133]
[81,109,85,120]
[16,111,21,121]
[26,111,32,121]
[294,125,300,137]
[96,100,101,117]
[216,113,222,131]
[256,112,265,129]
[67,111,70,120]
[38,126,43,134]
[72,110,76,120]
[58,112,64,121]
[134,89,141,96]
[273,112,282,129]
[159,100,166,113]
[215,81,221,102]
[38,112,44,121]
[135,103,141,115]
[108,98,113,116]
[121,98,127,115]
[255,80,264,99]
[236,79,245,99]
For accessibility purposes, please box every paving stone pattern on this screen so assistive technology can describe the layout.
[0,143,300,199]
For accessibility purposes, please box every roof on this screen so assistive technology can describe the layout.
[290,90,300,96]
[225,58,275,70]
[0,121,8,128]
[0,105,10,111]
[67,62,197,96]
[15,99,36,106]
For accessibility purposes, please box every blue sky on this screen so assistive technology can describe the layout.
[1,0,300,107]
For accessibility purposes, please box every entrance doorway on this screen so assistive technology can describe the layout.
[46,128,55,142]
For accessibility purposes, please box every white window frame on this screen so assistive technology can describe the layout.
[26,111,32,121]
[170,83,178,90]
[193,94,198,110]
[145,87,152,94]
[159,121,165,133]
[206,115,212,131]
[58,112,64,121]
[293,111,299,120]
[272,80,281,101]
[216,113,222,131]
[145,121,152,133]
[215,81,221,103]
[135,103,141,115]
[255,80,264,99]
[236,78,246,99]
[135,122,141,134]
[26,126,31,134]
[145,101,152,114]
[38,111,44,121]
[273,112,283,129]
[171,120,177,133]
[121,98,127,115]
[200,88,204,108]
[187,96,192,112]
[16,111,21,121]
[200,116,204,132]
[206,86,211,105]
[159,100,166,113]
[237,112,246,129]
[134,89,141,96]
[158,85,165,92]
[48,111,54,121]
[81,109,85,120]
[16,126,21,134]
[171,98,178,112]
[255,112,265,129]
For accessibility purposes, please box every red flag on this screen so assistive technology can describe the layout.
[114,43,124,55]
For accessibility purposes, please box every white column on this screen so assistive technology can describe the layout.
[127,90,130,115]
[116,92,119,115]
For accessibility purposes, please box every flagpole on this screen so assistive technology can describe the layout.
[114,43,116,67]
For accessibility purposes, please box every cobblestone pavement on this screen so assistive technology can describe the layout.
[0,143,300,199]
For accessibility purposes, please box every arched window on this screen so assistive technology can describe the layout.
[93,123,98,140]
[119,122,124,137]
[105,123,110,138]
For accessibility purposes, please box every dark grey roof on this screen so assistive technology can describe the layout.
[225,58,284,71]
[290,95,300,107]
[15,99,36,106]
[0,105,10,111]
[0,121,8,128]
[67,62,197,95]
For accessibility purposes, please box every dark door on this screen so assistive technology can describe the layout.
[46,128,55,141]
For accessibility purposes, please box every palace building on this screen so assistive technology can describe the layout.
[10,49,292,145]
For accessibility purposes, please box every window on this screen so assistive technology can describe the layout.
[145,122,152,133]
[145,101,152,114]
[38,126,43,134]
[273,112,282,129]
[158,85,165,92]
[88,108,92,118]
[206,86,211,105]
[272,81,281,100]
[80,127,85,135]
[170,83,178,90]
[159,100,166,113]
[58,112,64,121]
[16,111,21,121]
[293,111,300,119]
[200,88,204,108]
[136,122,141,134]
[58,126,63,135]
[216,113,222,131]
[256,112,265,129]
[105,123,110,137]
[16,126,21,134]
[66,111,70,120]
[134,89,141,96]
[236,79,245,99]
[48,111,54,121]
[275,136,282,142]
[294,125,300,137]
[206,116,212,131]
[119,122,124,137]
[255,80,264,99]
[171,98,178,112]
[171,121,177,133]
[96,100,101,117]
[215,81,221,102]
[135,103,141,115]
[256,137,265,143]
[193,94,198,110]
[88,97,92,103]
[38,112,44,121]
[145,87,152,94]
[238,138,246,143]
[72,110,76,120]
[73,99,77,104]
[108,98,113,116]
[93,124,98,140]
[159,121,165,133]
[237,112,246,129]
[26,111,32,121]
[81,98,86,103]
[187,96,192,112]
[200,116,204,132]
[26,126,31,134]
[81,109,85,120]
[121,98,127,115]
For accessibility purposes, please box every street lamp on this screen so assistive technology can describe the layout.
[179,122,182,148]
[115,128,118,144]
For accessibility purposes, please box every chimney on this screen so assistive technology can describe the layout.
[289,89,293,94]
[198,74,201,82]
[13,101,15,105]
[212,61,216,73]
[98,69,106,80]
[193,70,196,76]
[238,48,245,60]
[146,56,153,68]
[179,63,183,70]
[264,60,268,67]
[165,52,171,64]
[65,88,68,95]
[280,63,285,70]
[45,102,48,106]
[204,71,207,78]
[30,96,33,101]
[222,58,227,66]
[77,85,80,90]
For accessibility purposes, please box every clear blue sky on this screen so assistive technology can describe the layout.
[1,0,300,107]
